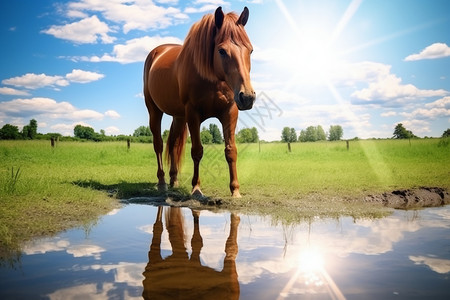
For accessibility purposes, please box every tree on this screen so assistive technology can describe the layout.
[209,124,222,144]
[250,127,259,143]
[74,124,96,140]
[442,128,450,138]
[236,127,259,143]
[281,127,297,142]
[22,119,38,139]
[162,129,170,142]
[289,128,297,142]
[0,124,21,140]
[393,123,415,139]
[298,125,327,142]
[328,125,343,141]
[133,125,152,137]
[317,125,326,141]
[200,127,212,144]
[305,126,318,142]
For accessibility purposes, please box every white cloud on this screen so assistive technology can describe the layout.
[42,15,115,44]
[340,61,449,104]
[401,107,449,120]
[65,69,104,83]
[184,0,228,14]
[0,97,123,136]
[404,42,450,61]
[409,256,450,274]
[90,262,146,286]
[47,283,116,300]
[67,244,105,260]
[2,70,105,90]
[0,97,104,121]
[352,75,447,102]
[105,126,120,136]
[332,61,391,86]
[67,0,188,34]
[78,35,182,64]
[400,96,450,120]
[284,103,371,130]
[23,238,70,255]
[0,87,30,96]
[104,110,120,119]
[425,96,450,109]
[380,111,397,117]
[398,119,431,135]
[2,73,69,90]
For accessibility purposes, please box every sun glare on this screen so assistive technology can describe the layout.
[299,247,325,272]
[274,0,363,86]
[295,30,339,83]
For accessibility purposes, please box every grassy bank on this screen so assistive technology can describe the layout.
[1,139,449,257]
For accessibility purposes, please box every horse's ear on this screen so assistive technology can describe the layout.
[237,6,249,26]
[215,7,224,29]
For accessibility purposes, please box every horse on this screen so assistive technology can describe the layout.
[143,7,255,198]
[142,206,240,299]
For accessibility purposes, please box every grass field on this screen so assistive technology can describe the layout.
[1,139,449,258]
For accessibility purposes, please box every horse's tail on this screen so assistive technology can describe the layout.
[165,122,188,172]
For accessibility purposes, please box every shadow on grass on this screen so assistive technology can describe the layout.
[71,179,191,200]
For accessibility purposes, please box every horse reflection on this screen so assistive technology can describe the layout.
[143,207,240,299]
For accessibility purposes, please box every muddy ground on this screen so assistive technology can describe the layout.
[364,187,450,209]
[124,187,450,211]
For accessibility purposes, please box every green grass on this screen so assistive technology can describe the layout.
[194,139,449,198]
[0,138,449,260]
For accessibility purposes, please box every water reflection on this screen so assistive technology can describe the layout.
[143,207,239,299]
[0,205,449,299]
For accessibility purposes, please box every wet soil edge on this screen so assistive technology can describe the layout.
[123,187,450,210]
[364,187,450,209]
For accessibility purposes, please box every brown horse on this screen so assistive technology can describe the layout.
[143,7,255,197]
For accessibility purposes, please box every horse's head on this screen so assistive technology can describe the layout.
[213,7,255,111]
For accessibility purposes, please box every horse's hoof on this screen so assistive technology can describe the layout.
[231,190,242,198]
[157,183,168,193]
[191,187,203,198]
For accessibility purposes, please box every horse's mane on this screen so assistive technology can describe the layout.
[180,11,252,82]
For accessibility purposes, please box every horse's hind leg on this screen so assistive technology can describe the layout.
[167,117,187,187]
[187,113,203,196]
[147,101,166,191]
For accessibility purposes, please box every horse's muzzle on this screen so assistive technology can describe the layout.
[236,91,256,111]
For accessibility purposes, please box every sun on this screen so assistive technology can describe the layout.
[299,247,325,272]
[293,29,340,84]
[273,0,361,85]
[273,14,342,85]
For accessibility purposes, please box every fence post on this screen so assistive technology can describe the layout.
[127,138,131,150]
[346,140,349,151]
[51,137,55,148]
[287,142,291,152]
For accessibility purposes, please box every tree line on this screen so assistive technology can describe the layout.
[281,125,344,142]
[1,120,448,142]
[0,119,38,140]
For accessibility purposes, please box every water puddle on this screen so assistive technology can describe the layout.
[1,204,450,299]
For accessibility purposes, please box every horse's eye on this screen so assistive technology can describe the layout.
[250,49,253,55]
[218,48,227,57]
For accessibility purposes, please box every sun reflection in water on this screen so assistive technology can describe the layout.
[277,247,345,300]
[300,247,324,273]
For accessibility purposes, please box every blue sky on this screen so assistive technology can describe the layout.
[0,0,449,140]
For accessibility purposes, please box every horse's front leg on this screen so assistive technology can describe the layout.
[220,107,241,197]
[187,112,203,196]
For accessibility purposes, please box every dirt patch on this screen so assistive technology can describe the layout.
[364,187,450,209]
